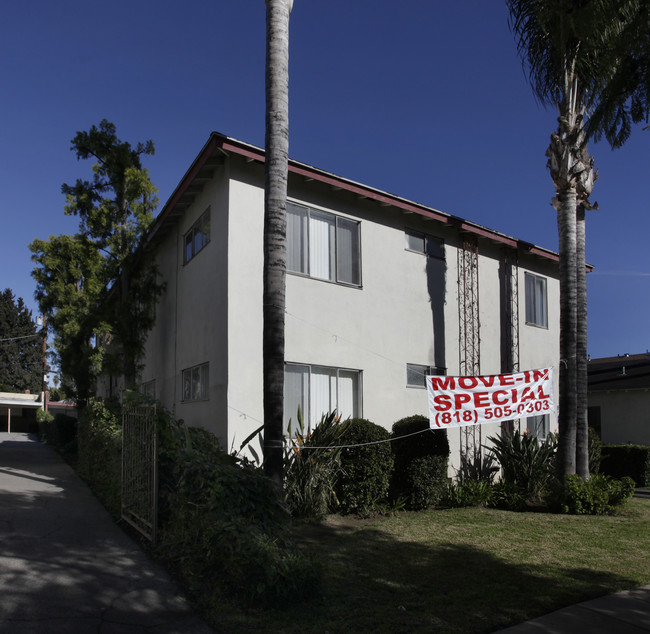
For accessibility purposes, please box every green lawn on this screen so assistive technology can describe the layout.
[202,498,650,633]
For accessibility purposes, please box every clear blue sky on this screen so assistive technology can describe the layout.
[1,0,647,359]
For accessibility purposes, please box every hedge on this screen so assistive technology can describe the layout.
[600,444,650,486]
[391,415,449,510]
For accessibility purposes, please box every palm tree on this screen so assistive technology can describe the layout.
[507,0,637,478]
[263,0,293,487]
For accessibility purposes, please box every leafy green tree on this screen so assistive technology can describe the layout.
[263,0,293,486]
[507,0,646,479]
[0,289,42,394]
[30,120,161,404]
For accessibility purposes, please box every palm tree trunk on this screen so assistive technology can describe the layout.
[556,188,578,478]
[263,0,292,487]
[576,204,589,478]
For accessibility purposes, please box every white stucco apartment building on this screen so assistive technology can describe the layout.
[116,132,561,474]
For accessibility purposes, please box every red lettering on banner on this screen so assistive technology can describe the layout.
[433,394,451,411]
[431,377,455,390]
[533,369,549,381]
[524,371,531,382]
[499,374,515,386]
[473,391,490,408]
[454,393,471,409]
[493,390,508,405]
[459,377,478,389]
[478,376,496,388]
[537,384,549,399]
[520,387,535,402]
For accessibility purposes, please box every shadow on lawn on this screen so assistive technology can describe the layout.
[286,517,641,634]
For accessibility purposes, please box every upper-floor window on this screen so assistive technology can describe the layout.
[405,229,444,259]
[406,363,446,388]
[184,208,210,264]
[182,362,209,401]
[284,362,361,432]
[287,202,361,286]
[525,272,548,328]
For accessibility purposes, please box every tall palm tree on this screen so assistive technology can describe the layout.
[507,0,637,478]
[263,0,293,486]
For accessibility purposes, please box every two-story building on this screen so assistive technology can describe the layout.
[104,132,561,474]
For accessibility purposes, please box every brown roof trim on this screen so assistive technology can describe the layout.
[148,132,578,268]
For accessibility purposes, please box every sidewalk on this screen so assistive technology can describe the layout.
[495,584,650,632]
[0,432,213,633]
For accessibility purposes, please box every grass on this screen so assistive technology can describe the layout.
[199,498,650,633]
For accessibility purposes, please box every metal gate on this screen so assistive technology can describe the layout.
[121,403,158,543]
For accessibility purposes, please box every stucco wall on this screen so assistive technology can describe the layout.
[588,390,650,445]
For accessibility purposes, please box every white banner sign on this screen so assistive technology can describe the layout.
[427,368,555,429]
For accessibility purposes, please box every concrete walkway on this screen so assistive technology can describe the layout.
[0,432,213,633]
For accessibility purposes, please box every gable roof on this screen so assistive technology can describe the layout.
[588,353,650,391]
[146,132,569,266]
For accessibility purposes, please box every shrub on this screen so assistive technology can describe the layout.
[549,474,636,514]
[406,455,449,510]
[488,481,528,511]
[76,398,123,516]
[488,430,557,503]
[390,415,449,510]
[600,445,650,486]
[589,427,602,475]
[157,417,320,605]
[442,478,493,508]
[284,410,348,519]
[335,418,394,516]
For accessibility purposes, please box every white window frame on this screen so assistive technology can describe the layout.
[287,202,361,287]
[183,208,211,264]
[182,362,209,402]
[284,363,362,432]
[525,272,548,328]
[406,363,446,388]
[405,229,445,260]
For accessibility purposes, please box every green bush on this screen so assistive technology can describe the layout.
[488,430,557,503]
[390,415,449,510]
[549,474,636,514]
[442,478,493,508]
[589,427,602,475]
[335,418,394,516]
[600,445,650,486]
[406,455,449,509]
[488,481,528,511]
[284,410,348,519]
[76,398,122,516]
[157,417,320,605]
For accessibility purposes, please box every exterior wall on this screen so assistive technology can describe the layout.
[588,390,650,445]
[139,164,230,447]
[221,155,560,473]
[137,148,561,474]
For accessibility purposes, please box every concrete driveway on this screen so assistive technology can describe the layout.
[0,432,214,633]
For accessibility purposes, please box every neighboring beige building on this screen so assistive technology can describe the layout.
[103,133,562,474]
[588,353,650,445]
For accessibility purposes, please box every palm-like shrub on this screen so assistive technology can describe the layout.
[284,410,348,519]
[488,429,557,506]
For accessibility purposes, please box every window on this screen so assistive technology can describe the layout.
[526,414,549,440]
[287,202,361,286]
[182,363,209,401]
[525,272,548,328]
[405,229,444,259]
[184,208,210,264]
[406,363,446,388]
[284,363,361,431]
[141,380,155,400]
